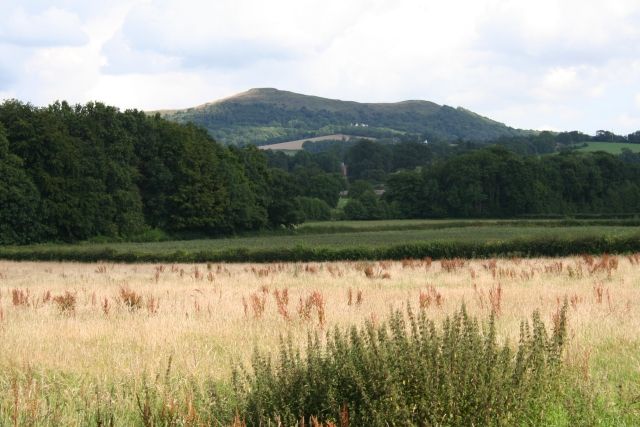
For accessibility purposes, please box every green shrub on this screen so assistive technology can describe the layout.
[129,228,171,243]
[233,302,568,426]
[343,198,368,220]
[296,197,332,221]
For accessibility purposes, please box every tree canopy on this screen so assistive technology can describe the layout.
[0,100,305,243]
[2,99,639,245]
[385,146,640,218]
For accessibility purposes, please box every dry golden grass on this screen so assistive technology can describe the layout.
[0,256,638,400]
[257,134,360,151]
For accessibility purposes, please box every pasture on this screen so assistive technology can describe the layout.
[0,256,638,425]
[257,134,359,151]
[572,141,640,154]
[1,221,640,263]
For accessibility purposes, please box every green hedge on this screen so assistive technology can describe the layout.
[297,219,640,235]
[1,234,639,263]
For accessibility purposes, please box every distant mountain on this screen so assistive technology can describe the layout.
[155,88,532,146]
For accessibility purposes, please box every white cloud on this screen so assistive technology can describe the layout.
[2,0,640,133]
[101,32,181,74]
[616,113,640,131]
[87,72,220,110]
[0,65,14,90]
[531,67,583,101]
[112,0,375,69]
[475,0,640,65]
[0,5,88,47]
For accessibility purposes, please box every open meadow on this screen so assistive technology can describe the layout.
[2,220,640,263]
[0,255,639,425]
[572,142,640,154]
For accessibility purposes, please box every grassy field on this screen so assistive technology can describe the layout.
[0,256,638,424]
[572,141,640,154]
[1,221,640,263]
[299,217,640,232]
[47,225,640,251]
[72,225,640,252]
[257,134,359,151]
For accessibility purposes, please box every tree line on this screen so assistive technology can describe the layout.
[2,100,640,244]
[385,145,640,218]
[0,101,345,244]
[266,138,640,220]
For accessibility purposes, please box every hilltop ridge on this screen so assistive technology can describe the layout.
[156,88,531,146]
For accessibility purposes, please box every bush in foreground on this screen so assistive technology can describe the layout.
[233,303,568,426]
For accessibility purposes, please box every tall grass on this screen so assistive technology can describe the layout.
[0,257,638,425]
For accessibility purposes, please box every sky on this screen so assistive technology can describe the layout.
[1,0,640,134]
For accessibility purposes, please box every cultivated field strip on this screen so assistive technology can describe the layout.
[2,225,640,263]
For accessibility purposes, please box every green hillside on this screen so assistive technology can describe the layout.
[156,88,532,146]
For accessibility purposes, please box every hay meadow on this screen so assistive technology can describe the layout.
[0,255,638,425]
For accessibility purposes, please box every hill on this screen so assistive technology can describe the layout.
[156,88,532,146]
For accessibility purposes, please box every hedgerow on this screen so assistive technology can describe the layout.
[1,234,639,263]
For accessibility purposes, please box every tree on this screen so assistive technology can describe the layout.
[226,145,270,230]
[0,124,43,244]
[343,199,368,220]
[556,131,590,145]
[627,131,640,144]
[266,169,304,227]
[385,170,430,218]
[593,130,625,142]
[344,139,392,182]
[0,100,298,242]
[296,197,332,221]
[391,141,432,171]
[293,171,344,208]
[348,180,374,200]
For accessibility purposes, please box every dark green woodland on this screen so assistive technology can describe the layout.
[0,100,304,244]
[1,98,640,245]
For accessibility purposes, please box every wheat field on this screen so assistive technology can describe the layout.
[0,256,638,424]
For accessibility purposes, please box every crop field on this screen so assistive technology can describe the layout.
[298,218,640,233]
[42,225,640,251]
[0,256,639,425]
[82,225,639,252]
[2,222,640,263]
[257,134,359,151]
